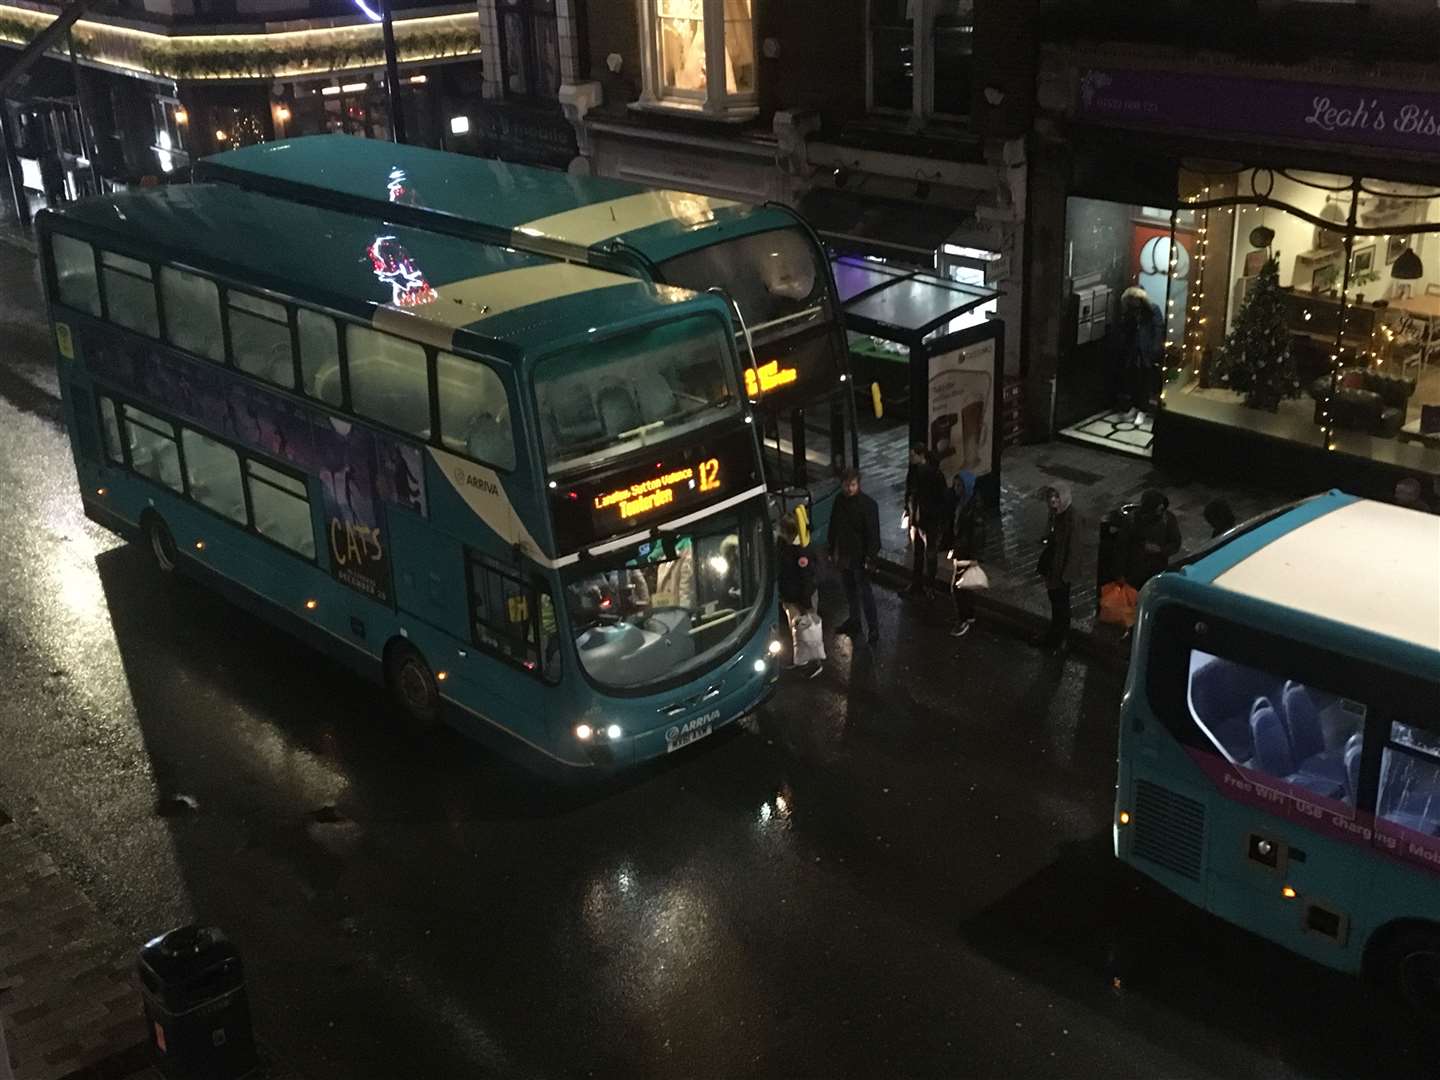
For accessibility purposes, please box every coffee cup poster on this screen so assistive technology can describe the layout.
[927,339,995,482]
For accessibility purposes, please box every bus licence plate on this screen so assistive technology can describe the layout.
[666,710,720,753]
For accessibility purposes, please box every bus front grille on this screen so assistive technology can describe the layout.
[1132,780,1205,881]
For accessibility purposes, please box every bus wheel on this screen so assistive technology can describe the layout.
[143,514,178,575]
[384,642,440,731]
[1381,926,1440,1020]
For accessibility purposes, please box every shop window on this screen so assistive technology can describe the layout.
[868,0,973,119]
[246,460,315,559]
[228,291,294,388]
[436,351,514,469]
[1149,167,1440,478]
[51,234,99,316]
[1186,650,1366,807]
[152,99,188,174]
[345,325,430,438]
[100,251,159,339]
[160,267,223,363]
[639,0,757,119]
[498,0,561,100]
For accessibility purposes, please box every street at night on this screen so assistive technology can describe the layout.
[0,240,1434,1078]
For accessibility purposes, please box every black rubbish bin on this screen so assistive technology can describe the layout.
[138,925,257,1079]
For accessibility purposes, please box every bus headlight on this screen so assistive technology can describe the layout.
[768,639,783,657]
[606,724,622,740]
[753,658,767,674]
[575,723,593,741]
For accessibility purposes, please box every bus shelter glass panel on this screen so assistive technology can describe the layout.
[535,316,739,476]
[561,501,767,690]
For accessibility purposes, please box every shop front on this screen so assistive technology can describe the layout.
[1044,60,1440,491]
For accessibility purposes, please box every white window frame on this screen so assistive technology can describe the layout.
[635,0,759,121]
[865,0,973,122]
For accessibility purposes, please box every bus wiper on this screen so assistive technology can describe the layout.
[618,419,666,441]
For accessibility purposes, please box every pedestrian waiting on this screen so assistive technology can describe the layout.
[777,513,824,679]
[947,468,986,639]
[903,444,948,599]
[1203,498,1236,539]
[828,468,882,646]
[1124,489,1182,591]
[1035,483,1078,654]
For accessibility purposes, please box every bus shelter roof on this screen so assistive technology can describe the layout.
[831,256,999,349]
[49,184,725,364]
[195,135,800,269]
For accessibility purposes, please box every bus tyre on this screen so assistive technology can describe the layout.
[143,514,179,575]
[384,642,440,732]
[1379,926,1440,1020]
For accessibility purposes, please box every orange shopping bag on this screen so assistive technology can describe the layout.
[1098,580,1139,628]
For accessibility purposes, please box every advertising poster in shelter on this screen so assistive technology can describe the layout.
[926,337,996,484]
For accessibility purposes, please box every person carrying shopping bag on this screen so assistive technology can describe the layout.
[777,513,825,678]
[947,468,987,638]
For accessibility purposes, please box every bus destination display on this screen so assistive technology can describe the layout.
[551,427,759,550]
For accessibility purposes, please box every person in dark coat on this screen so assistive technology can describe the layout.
[827,468,881,645]
[777,514,824,677]
[1125,489,1182,588]
[1117,286,1164,418]
[904,444,948,597]
[1203,498,1236,538]
[1037,482,1078,652]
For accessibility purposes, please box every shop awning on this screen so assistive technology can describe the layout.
[798,188,975,260]
[832,256,998,347]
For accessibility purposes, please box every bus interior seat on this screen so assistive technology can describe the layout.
[596,384,640,435]
[1189,655,1282,761]
[1281,680,1351,787]
[547,383,603,446]
[637,373,678,422]
[1250,699,1294,777]
[309,365,342,403]
[464,414,511,463]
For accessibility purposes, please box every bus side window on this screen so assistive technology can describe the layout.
[160,267,224,363]
[345,326,429,438]
[1186,649,1366,807]
[51,234,100,316]
[181,429,246,524]
[245,460,315,559]
[297,309,342,407]
[98,396,123,463]
[100,252,158,338]
[467,554,557,681]
[120,404,183,493]
[228,291,294,389]
[436,351,513,469]
[1377,721,1440,838]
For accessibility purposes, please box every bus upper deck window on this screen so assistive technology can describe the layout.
[52,234,100,316]
[100,251,158,338]
[160,267,223,363]
[437,351,513,469]
[228,291,294,388]
[297,309,342,407]
[345,325,429,438]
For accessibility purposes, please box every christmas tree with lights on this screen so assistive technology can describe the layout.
[1213,256,1300,411]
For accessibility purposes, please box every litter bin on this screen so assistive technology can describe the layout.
[138,925,257,1079]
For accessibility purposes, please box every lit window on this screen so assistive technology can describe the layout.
[639,0,757,119]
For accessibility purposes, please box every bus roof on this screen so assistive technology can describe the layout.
[194,135,802,268]
[44,183,719,362]
[1182,491,1440,653]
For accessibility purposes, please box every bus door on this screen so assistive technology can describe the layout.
[1149,606,1378,967]
[758,398,848,543]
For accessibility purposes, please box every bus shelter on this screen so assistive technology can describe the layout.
[832,256,1004,504]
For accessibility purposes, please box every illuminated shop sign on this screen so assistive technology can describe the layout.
[744,359,799,398]
[550,427,758,550]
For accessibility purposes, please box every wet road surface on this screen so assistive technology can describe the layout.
[0,240,1432,1078]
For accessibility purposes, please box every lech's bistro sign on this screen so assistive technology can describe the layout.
[1078,67,1440,156]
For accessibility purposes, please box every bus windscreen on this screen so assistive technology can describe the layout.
[534,316,739,477]
[659,227,829,337]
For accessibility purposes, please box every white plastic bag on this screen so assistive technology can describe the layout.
[953,559,990,590]
[791,610,827,665]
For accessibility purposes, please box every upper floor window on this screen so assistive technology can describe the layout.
[639,0,757,120]
[499,0,562,101]
[869,0,973,120]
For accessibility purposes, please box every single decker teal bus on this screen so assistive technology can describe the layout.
[193,134,858,537]
[39,183,781,769]
[1115,491,1440,1011]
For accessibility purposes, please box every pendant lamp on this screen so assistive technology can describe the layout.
[1392,245,1425,280]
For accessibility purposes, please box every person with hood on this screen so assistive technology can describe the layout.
[1036,482,1078,652]
[777,513,824,678]
[948,468,985,638]
[1203,498,1236,539]
[827,468,881,645]
[903,444,949,597]
[1116,286,1164,419]
[1125,489,1182,589]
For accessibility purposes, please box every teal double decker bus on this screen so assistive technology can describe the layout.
[39,183,780,769]
[193,135,857,538]
[1115,492,1440,1010]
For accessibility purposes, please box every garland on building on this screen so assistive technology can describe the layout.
[1211,256,1301,411]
